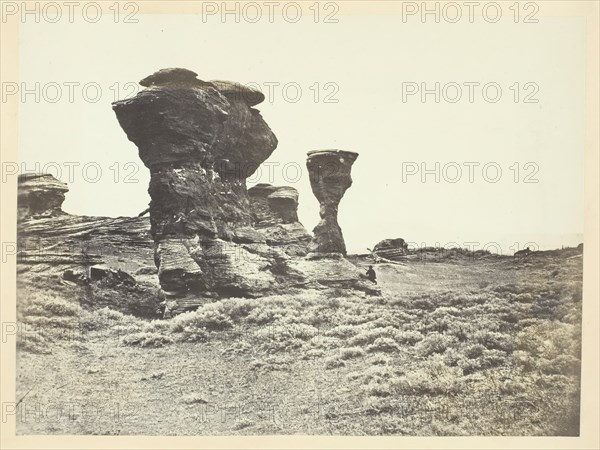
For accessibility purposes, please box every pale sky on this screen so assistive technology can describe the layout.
[17,7,585,254]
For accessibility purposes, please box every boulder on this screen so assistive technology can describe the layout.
[139,68,204,88]
[248,184,300,225]
[90,264,136,285]
[18,221,160,318]
[62,268,88,285]
[514,248,533,258]
[372,238,409,261]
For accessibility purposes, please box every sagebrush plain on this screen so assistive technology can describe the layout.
[16,248,582,436]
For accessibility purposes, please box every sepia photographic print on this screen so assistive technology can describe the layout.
[1,1,599,449]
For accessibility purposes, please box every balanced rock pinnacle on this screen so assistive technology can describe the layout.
[306,150,358,255]
[112,68,309,303]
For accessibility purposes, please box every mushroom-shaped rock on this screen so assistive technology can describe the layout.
[18,173,69,220]
[306,150,358,255]
[112,69,283,301]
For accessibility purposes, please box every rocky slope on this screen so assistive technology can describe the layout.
[17,174,162,317]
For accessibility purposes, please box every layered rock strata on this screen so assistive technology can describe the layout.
[16,174,161,317]
[247,183,311,256]
[18,173,69,221]
[372,238,409,261]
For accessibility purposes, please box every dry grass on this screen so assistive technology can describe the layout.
[15,250,582,435]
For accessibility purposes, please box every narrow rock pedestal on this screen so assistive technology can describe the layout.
[306,150,358,256]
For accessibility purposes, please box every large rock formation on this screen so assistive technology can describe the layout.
[112,68,313,303]
[18,173,69,221]
[15,70,379,322]
[111,68,380,307]
[306,150,358,256]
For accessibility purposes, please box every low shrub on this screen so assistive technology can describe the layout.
[415,333,457,357]
[122,332,173,348]
[24,298,79,317]
[397,357,464,395]
[340,346,365,360]
[181,393,208,404]
[80,307,128,332]
[324,356,346,369]
[171,303,233,333]
[396,330,423,345]
[369,354,391,366]
[324,325,359,339]
[473,330,514,353]
[366,337,400,353]
[16,329,52,354]
[175,327,209,343]
[349,327,401,346]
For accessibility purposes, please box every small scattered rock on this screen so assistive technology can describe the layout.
[63,268,88,285]
[90,265,136,285]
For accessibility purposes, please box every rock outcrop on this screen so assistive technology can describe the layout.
[17,174,162,317]
[15,69,381,320]
[306,150,358,256]
[248,183,311,256]
[18,173,69,220]
[372,238,409,261]
[110,68,380,307]
[112,68,315,302]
